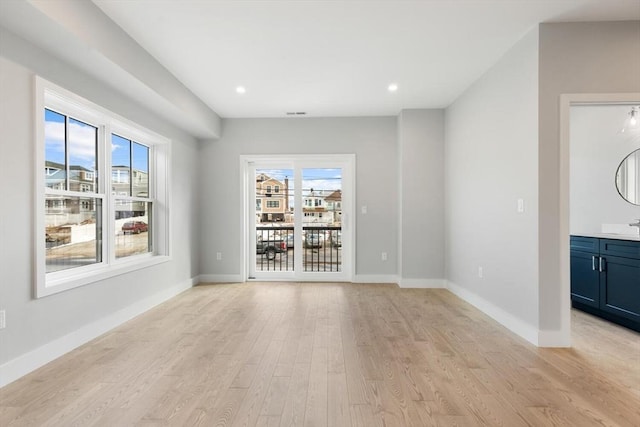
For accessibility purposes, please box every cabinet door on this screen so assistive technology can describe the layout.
[600,255,640,321]
[570,250,600,308]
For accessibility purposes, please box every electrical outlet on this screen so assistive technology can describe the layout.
[216,252,222,261]
[478,267,484,278]
[361,205,368,215]
[381,252,388,261]
[0,310,5,330]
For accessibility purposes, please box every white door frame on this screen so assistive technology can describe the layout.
[558,92,640,346]
[239,154,356,282]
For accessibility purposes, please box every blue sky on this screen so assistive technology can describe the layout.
[112,134,149,172]
[45,109,148,172]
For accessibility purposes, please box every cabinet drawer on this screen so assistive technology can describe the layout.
[570,236,598,253]
[599,239,640,260]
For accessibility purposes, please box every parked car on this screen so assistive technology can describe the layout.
[329,230,342,248]
[122,221,148,234]
[304,233,322,248]
[284,234,295,248]
[257,235,286,260]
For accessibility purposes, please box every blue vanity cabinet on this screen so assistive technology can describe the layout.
[570,237,600,308]
[570,236,640,331]
[598,239,640,323]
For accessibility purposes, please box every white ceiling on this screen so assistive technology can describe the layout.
[91,0,640,118]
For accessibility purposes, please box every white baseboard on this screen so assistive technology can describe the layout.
[0,277,195,388]
[198,274,243,284]
[352,274,399,284]
[398,278,446,288]
[446,280,539,346]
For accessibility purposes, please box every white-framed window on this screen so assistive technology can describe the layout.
[266,200,279,208]
[266,185,272,193]
[274,185,280,193]
[35,77,171,298]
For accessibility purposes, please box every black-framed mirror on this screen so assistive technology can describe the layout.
[616,148,640,205]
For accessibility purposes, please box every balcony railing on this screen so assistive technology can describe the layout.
[256,226,342,272]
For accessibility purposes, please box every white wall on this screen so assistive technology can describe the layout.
[0,31,200,383]
[198,117,398,280]
[397,110,445,286]
[538,21,640,335]
[445,28,540,343]
[570,105,640,235]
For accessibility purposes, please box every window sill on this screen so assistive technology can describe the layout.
[37,255,171,298]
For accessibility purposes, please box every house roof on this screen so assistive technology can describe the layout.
[45,160,93,172]
[324,190,342,201]
[256,174,284,187]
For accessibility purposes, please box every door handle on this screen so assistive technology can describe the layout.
[592,255,596,271]
[599,257,605,272]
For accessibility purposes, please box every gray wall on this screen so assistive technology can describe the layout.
[198,117,398,278]
[397,110,445,282]
[538,21,640,331]
[570,105,640,235]
[0,34,200,365]
[445,28,540,331]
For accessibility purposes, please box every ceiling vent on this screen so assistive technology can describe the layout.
[286,112,307,116]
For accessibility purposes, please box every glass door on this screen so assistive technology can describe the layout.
[297,167,343,276]
[246,155,353,282]
[251,164,295,279]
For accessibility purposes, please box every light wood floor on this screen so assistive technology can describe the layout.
[1,282,639,426]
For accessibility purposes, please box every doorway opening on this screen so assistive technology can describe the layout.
[559,93,640,345]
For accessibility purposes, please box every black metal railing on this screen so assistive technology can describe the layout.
[255,226,342,272]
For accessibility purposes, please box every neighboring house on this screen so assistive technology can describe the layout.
[302,189,332,225]
[112,165,149,219]
[45,161,97,226]
[256,173,288,222]
[45,161,149,225]
[324,189,342,225]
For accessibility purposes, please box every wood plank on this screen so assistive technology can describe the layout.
[303,347,328,427]
[327,372,351,427]
[279,363,311,427]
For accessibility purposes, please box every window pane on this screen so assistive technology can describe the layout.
[302,168,342,272]
[45,109,66,190]
[112,134,131,196]
[132,142,149,197]
[46,196,102,273]
[115,201,151,258]
[68,117,98,193]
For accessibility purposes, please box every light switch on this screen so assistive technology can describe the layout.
[517,198,525,213]
[361,205,368,214]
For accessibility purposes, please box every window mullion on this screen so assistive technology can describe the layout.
[64,115,69,191]
[103,124,115,265]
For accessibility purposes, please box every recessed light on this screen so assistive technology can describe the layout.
[236,86,246,94]
[388,83,398,92]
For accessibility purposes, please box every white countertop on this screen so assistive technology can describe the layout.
[572,232,640,242]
